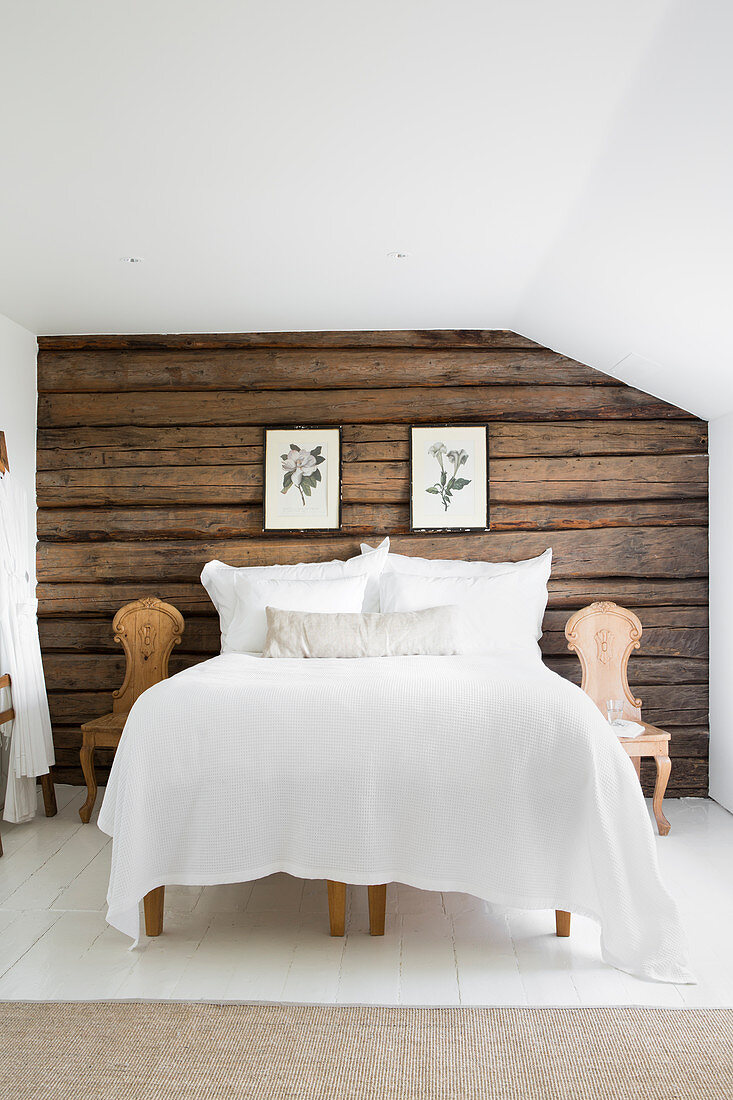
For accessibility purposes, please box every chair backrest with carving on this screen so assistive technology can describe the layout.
[564,601,643,720]
[111,597,184,714]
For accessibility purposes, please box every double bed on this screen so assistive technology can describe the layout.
[98,647,692,984]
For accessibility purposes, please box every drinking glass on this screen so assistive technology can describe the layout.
[606,699,624,725]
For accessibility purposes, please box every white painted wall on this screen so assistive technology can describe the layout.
[0,312,38,551]
[709,414,733,813]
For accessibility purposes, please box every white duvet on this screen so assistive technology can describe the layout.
[98,653,692,983]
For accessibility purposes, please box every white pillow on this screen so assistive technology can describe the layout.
[262,605,464,659]
[379,565,549,657]
[202,537,389,651]
[227,574,369,653]
[362,542,551,580]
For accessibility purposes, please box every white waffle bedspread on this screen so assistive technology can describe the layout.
[98,652,692,982]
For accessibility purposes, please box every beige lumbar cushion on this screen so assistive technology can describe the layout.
[262,604,464,659]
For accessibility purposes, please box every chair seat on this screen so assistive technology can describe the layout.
[618,722,670,755]
[80,711,128,746]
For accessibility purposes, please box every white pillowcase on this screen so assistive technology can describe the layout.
[379,564,550,657]
[362,542,551,582]
[227,574,369,654]
[202,537,389,651]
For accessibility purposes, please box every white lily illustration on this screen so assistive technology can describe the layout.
[426,442,471,512]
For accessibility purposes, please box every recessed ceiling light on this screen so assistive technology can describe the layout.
[387,251,409,260]
[119,256,144,264]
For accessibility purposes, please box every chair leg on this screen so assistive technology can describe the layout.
[40,773,57,817]
[79,733,97,824]
[555,910,571,937]
[631,755,641,781]
[653,754,672,836]
[327,880,346,936]
[368,884,387,936]
[143,886,165,936]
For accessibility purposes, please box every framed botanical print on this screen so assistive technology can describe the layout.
[410,425,489,531]
[263,427,341,531]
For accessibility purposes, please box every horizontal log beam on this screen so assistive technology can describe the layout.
[36,330,545,352]
[37,348,616,393]
[37,420,708,465]
[36,453,707,508]
[38,385,693,429]
[36,500,708,542]
[36,527,708,583]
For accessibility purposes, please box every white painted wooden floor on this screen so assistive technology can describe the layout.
[0,785,731,1006]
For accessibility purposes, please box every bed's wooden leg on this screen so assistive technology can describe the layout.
[327,880,346,936]
[143,886,165,936]
[555,910,571,937]
[40,773,57,817]
[368,884,387,936]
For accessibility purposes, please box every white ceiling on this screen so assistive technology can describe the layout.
[1,1,731,418]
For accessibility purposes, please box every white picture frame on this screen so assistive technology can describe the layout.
[410,425,489,531]
[264,426,341,531]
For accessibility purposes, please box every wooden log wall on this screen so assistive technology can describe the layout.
[36,330,709,795]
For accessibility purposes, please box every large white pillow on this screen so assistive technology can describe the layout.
[379,561,550,657]
[202,537,389,651]
[362,542,551,581]
[227,573,369,653]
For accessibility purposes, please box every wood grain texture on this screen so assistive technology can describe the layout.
[36,528,708,583]
[37,420,707,466]
[38,385,693,429]
[36,329,708,792]
[36,330,543,351]
[35,500,708,542]
[37,348,616,393]
[35,454,707,508]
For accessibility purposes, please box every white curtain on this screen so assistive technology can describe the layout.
[0,470,55,822]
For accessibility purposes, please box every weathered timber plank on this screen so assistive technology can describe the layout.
[490,501,707,531]
[546,656,708,687]
[35,454,707,508]
[36,330,543,351]
[640,757,708,792]
[37,348,616,393]
[36,527,708,583]
[35,577,709,618]
[491,421,707,458]
[542,606,708,631]
[36,420,708,465]
[542,679,708,726]
[490,455,707,502]
[542,626,708,658]
[42,653,200,691]
[35,500,708,541]
[37,385,693,428]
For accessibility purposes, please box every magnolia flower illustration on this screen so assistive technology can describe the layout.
[281,443,326,505]
[426,442,471,511]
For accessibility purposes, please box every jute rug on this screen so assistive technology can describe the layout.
[1,1003,731,1100]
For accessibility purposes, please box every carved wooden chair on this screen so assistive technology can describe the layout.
[79,597,184,823]
[565,601,672,836]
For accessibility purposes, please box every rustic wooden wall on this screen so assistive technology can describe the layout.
[35,330,709,796]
